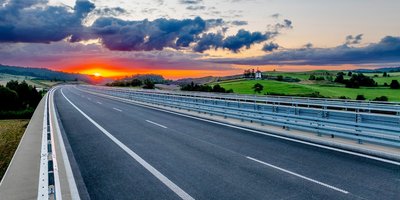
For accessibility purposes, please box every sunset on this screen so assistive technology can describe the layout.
[0,0,399,79]
[1,1,399,200]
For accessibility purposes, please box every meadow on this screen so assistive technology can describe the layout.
[213,71,400,102]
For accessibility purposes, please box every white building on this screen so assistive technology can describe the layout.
[255,69,262,79]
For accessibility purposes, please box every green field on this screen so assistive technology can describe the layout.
[0,73,64,89]
[213,71,400,102]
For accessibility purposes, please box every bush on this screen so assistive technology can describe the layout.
[373,96,388,102]
[390,80,400,89]
[276,75,283,81]
[339,96,350,99]
[308,75,316,80]
[356,95,366,100]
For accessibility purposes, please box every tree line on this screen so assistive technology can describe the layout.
[105,79,156,89]
[181,82,233,93]
[0,80,43,119]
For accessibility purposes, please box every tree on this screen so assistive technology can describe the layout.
[276,75,283,81]
[334,74,344,83]
[345,73,376,88]
[252,83,264,93]
[143,79,155,89]
[356,95,366,100]
[390,80,400,89]
[347,71,352,76]
[0,86,19,111]
[315,76,325,81]
[383,72,388,77]
[131,79,142,87]
[308,75,316,80]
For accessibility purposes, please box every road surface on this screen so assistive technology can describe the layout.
[53,86,400,200]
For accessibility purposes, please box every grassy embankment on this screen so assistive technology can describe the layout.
[213,71,400,101]
[0,120,29,179]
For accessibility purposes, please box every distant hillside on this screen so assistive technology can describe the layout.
[0,64,98,83]
[352,66,400,73]
[174,74,242,85]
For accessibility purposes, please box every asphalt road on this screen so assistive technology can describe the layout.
[53,86,400,200]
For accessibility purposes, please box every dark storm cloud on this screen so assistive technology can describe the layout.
[89,16,216,51]
[0,0,94,43]
[211,36,400,65]
[193,19,293,53]
[0,0,291,54]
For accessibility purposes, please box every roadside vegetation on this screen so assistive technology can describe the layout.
[181,82,233,93]
[0,80,43,119]
[0,119,29,179]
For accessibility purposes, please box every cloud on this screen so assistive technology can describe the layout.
[0,0,292,54]
[93,7,126,16]
[179,0,203,5]
[0,0,94,43]
[231,20,248,26]
[345,34,363,45]
[186,5,206,10]
[89,16,214,51]
[271,13,280,19]
[210,36,400,66]
[262,42,279,52]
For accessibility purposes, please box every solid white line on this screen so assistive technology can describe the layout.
[247,156,349,194]
[78,90,400,166]
[113,108,122,112]
[96,101,102,105]
[50,88,80,199]
[146,120,167,129]
[37,92,49,199]
[48,88,62,200]
[60,89,194,200]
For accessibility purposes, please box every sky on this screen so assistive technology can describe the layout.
[0,0,399,79]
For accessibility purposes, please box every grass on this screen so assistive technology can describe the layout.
[216,79,400,101]
[0,119,29,180]
[0,73,65,88]
[214,80,315,95]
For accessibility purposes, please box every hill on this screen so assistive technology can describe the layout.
[0,64,101,83]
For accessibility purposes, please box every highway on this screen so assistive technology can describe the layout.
[53,86,400,200]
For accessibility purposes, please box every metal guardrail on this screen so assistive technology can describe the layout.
[79,85,400,148]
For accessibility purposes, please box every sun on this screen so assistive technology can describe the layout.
[93,72,101,77]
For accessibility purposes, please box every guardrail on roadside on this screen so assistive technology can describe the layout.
[79,85,400,148]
